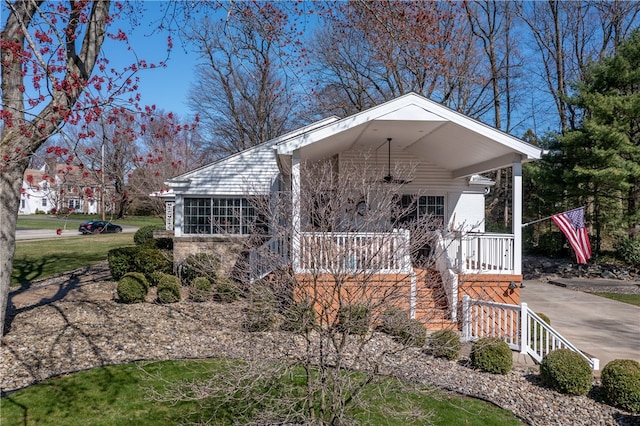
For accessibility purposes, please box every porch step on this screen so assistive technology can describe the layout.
[413,268,457,331]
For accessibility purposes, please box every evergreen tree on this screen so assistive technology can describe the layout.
[549,29,640,252]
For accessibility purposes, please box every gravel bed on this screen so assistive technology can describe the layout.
[1,264,638,425]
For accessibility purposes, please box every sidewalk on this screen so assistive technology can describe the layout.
[521,280,640,371]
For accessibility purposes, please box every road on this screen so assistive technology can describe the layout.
[16,223,139,240]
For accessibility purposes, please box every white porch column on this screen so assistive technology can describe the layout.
[291,150,301,271]
[512,161,522,275]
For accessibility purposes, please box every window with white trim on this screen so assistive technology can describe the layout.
[396,195,445,228]
[183,197,262,235]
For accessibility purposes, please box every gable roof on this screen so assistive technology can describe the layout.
[275,92,543,177]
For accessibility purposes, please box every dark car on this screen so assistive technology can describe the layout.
[78,220,122,235]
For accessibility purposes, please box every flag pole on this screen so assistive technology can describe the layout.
[521,206,586,227]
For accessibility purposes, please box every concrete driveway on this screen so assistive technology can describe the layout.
[521,280,640,371]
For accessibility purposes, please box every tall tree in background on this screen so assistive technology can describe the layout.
[308,1,482,115]
[186,3,296,159]
[542,29,640,253]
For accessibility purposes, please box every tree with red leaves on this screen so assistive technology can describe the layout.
[0,1,168,334]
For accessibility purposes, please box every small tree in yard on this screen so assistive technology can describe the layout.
[150,157,451,424]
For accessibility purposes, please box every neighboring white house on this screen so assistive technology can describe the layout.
[20,163,112,215]
[165,93,543,317]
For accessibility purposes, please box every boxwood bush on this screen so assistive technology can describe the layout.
[540,349,592,395]
[116,272,149,304]
[213,277,240,303]
[108,246,173,282]
[108,246,142,280]
[379,307,409,335]
[179,253,219,286]
[157,274,181,304]
[336,303,370,335]
[190,276,213,302]
[601,359,640,413]
[243,286,278,332]
[281,300,317,333]
[470,337,513,374]
[133,225,172,249]
[428,329,462,360]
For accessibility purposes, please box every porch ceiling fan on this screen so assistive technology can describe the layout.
[381,138,412,184]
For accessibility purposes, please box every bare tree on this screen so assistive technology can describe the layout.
[186,4,297,159]
[150,157,454,424]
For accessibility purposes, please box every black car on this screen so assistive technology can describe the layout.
[78,220,122,234]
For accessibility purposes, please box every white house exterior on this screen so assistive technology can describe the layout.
[166,93,543,317]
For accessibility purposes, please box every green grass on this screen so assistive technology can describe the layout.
[17,215,163,230]
[591,292,640,306]
[0,359,522,426]
[11,234,134,286]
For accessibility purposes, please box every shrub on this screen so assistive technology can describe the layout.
[396,319,427,347]
[379,307,409,335]
[117,272,149,304]
[149,271,172,287]
[470,337,513,374]
[601,359,640,413]
[157,274,181,304]
[614,237,640,267]
[336,303,370,335]
[428,329,461,360]
[281,300,317,333]
[190,276,213,302]
[133,225,163,246]
[540,349,592,395]
[179,253,219,285]
[134,248,173,281]
[243,286,277,332]
[213,277,240,303]
[108,246,142,280]
[108,246,173,282]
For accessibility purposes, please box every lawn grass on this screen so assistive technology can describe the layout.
[11,234,134,286]
[591,292,640,306]
[0,359,522,426]
[16,215,163,230]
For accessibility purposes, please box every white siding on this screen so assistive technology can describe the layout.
[176,143,280,196]
[338,148,487,230]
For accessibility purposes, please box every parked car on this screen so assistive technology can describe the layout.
[78,220,122,235]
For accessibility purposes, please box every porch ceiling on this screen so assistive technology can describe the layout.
[297,119,529,177]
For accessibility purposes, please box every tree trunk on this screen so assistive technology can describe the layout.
[0,161,28,333]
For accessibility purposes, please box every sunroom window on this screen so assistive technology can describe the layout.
[183,197,262,235]
[396,195,445,228]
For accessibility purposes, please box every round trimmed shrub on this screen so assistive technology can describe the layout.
[133,225,164,246]
[213,277,239,303]
[149,271,172,287]
[108,246,142,280]
[396,319,427,347]
[470,337,513,374]
[117,272,149,304]
[157,274,181,304]
[134,248,173,281]
[379,307,409,335]
[281,300,317,333]
[336,303,370,335]
[601,359,640,413]
[428,329,462,360]
[190,276,213,302]
[243,286,277,332]
[179,253,219,286]
[540,349,592,395]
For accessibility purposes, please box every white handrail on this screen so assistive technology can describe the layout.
[444,232,515,274]
[461,296,600,370]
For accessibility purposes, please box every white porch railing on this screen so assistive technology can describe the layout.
[444,232,515,274]
[249,237,289,282]
[461,296,600,370]
[296,229,413,274]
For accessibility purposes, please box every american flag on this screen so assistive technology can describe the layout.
[552,207,592,264]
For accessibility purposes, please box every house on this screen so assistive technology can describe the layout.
[20,160,113,215]
[165,93,543,329]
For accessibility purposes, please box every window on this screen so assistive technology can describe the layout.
[396,195,445,228]
[183,197,261,235]
[21,199,25,208]
[42,198,47,207]
[68,199,81,210]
